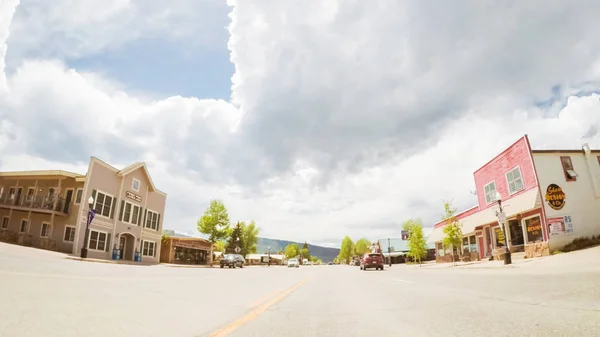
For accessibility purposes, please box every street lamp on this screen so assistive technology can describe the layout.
[495,192,512,265]
[80,196,96,259]
[268,246,271,266]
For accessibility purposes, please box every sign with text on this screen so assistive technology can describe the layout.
[525,216,542,238]
[174,241,209,250]
[401,230,409,240]
[126,191,142,203]
[545,184,566,210]
[548,215,574,236]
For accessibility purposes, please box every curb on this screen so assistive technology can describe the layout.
[64,256,155,266]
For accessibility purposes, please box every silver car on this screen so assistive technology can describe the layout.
[287,258,300,268]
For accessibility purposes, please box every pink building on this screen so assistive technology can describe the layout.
[429,135,600,262]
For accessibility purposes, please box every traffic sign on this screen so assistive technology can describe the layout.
[234,246,241,253]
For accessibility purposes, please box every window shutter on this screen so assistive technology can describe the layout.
[138,207,144,226]
[143,210,147,228]
[140,240,144,255]
[153,242,157,257]
[118,200,125,221]
[110,198,117,219]
[105,234,111,252]
[157,214,161,231]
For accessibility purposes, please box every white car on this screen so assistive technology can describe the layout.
[287,258,300,268]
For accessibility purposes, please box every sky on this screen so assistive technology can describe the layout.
[1,0,600,248]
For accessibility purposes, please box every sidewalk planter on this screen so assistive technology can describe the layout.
[112,248,120,260]
[134,251,141,262]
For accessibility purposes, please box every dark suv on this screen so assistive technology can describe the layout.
[360,253,384,271]
[220,254,246,268]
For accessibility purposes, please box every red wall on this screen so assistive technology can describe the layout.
[473,136,538,211]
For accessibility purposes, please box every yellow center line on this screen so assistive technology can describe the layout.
[246,287,288,308]
[209,279,309,337]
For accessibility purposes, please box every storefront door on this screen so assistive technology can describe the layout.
[119,236,126,258]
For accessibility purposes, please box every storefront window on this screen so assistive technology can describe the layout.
[462,237,470,253]
[469,235,477,253]
[436,242,445,256]
[174,247,208,265]
[495,227,505,247]
[525,216,543,243]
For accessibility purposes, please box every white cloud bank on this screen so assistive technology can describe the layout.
[1,0,600,247]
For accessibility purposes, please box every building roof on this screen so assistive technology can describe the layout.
[531,149,600,154]
[117,162,161,193]
[0,170,84,178]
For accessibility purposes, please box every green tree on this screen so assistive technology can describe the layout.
[338,236,354,264]
[226,222,245,254]
[214,240,226,253]
[441,201,463,266]
[300,248,310,260]
[241,221,260,256]
[402,219,428,265]
[354,238,371,256]
[197,200,231,266]
[309,256,318,263]
[284,243,299,258]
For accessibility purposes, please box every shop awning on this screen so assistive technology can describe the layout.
[427,188,541,244]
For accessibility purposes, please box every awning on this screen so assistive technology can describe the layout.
[427,188,541,244]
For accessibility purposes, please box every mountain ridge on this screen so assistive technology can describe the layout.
[256,237,340,262]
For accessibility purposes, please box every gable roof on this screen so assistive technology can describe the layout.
[116,162,164,194]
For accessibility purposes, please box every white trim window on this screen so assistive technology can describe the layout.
[132,178,141,192]
[145,210,159,231]
[64,226,76,242]
[88,230,108,251]
[122,201,141,225]
[40,223,52,238]
[74,189,83,204]
[1,216,8,229]
[94,191,114,218]
[19,219,28,233]
[506,167,524,194]
[142,240,156,257]
[484,181,497,205]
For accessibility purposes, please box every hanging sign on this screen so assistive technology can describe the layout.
[545,184,566,210]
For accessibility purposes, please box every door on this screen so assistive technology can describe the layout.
[119,236,126,259]
[63,190,73,214]
[15,187,23,206]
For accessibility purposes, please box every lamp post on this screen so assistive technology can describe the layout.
[268,246,271,266]
[387,237,392,266]
[80,197,96,259]
[495,192,512,265]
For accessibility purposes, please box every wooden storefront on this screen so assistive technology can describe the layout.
[160,237,214,265]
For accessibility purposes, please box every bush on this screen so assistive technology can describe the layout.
[561,234,600,252]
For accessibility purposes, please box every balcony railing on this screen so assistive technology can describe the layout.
[0,194,70,215]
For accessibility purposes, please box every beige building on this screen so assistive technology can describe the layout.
[0,157,167,263]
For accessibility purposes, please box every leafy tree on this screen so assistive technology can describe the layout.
[214,240,226,253]
[354,238,371,256]
[402,219,428,265]
[226,222,245,254]
[300,248,310,260]
[284,243,299,258]
[441,201,463,266]
[338,236,354,264]
[309,256,318,263]
[241,221,260,256]
[197,200,231,266]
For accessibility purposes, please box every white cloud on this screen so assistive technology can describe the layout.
[2,0,600,247]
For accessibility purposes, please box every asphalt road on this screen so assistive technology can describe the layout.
[1,243,600,337]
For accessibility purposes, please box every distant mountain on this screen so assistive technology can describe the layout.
[256,237,340,262]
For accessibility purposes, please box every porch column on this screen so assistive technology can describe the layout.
[31,180,38,207]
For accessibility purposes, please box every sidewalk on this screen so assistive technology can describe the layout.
[65,255,156,266]
[405,256,550,270]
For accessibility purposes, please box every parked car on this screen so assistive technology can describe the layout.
[288,258,300,268]
[220,254,245,268]
[360,253,384,271]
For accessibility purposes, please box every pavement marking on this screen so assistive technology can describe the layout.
[393,278,414,284]
[209,279,309,337]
